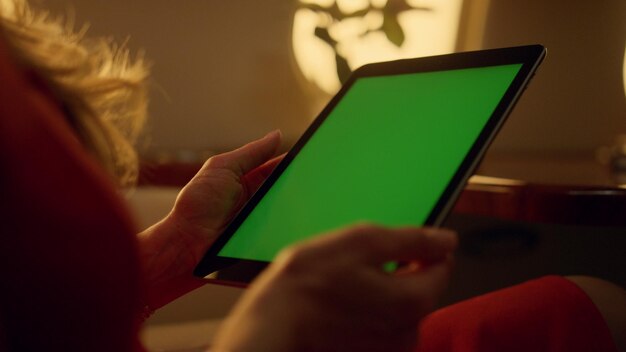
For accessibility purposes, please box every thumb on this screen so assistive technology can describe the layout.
[205,130,282,177]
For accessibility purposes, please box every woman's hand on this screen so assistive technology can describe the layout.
[213,225,457,352]
[137,131,283,309]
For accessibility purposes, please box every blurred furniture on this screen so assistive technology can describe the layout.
[455,152,626,227]
[139,152,626,227]
[136,153,626,351]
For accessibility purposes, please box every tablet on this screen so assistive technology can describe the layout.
[194,44,546,283]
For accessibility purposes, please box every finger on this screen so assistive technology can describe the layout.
[329,225,458,266]
[298,225,457,268]
[394,252,456,276]
[241,153,286,192]
[205,130,282,177]
[256,154,286,179]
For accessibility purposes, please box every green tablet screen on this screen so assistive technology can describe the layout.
[218,63,522,262]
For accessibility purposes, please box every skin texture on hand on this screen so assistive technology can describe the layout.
[136,131,283,309]
[135,132,457,352]
[212,225,458,352]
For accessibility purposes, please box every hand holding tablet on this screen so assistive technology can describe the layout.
[194,45,546,283]
[212,225,457,352]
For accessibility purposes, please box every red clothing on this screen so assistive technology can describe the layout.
[0,32,143,350]
[0,31,617,351]
[417,276,618,352]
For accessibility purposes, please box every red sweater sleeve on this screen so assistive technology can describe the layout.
[0,32,144,351]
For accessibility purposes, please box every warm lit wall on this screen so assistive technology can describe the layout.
[479,0,626,155]
[44,0,319,158]
[43,0,625,158]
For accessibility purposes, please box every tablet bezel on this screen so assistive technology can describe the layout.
[193,44,546,284]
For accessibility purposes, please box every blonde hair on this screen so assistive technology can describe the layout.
[0,0,149,186]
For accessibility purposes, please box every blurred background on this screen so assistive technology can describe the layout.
[39,1,626,350]
[43,0,626,165]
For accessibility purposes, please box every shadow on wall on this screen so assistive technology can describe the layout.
[45,0,626,160]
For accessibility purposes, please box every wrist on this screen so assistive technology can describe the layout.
[212,272,309,351]
[136,215,210,309]
[138,213,206,272]
[162,210,217,264]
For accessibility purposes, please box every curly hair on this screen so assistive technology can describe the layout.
[0,0,149,186]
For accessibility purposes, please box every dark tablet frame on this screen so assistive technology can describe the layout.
[193,44,546,285]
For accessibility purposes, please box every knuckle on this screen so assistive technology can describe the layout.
[204,154,226,168]
[195,164,240,185]
[341,223,384,242]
